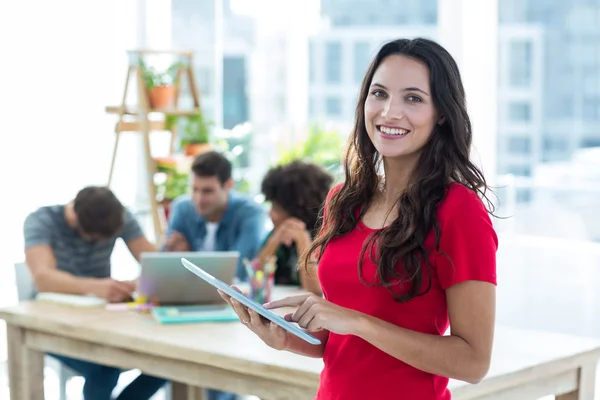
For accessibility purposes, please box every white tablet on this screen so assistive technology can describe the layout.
[181,258,322,345]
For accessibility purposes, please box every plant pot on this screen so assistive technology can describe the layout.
[184,143,212,157]
[149,85,175,109]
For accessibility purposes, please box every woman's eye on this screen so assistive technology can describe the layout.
[407,95,422,102]
[371,90,386,98]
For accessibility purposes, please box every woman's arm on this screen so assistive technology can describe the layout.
[295,234,322,295]
[267,279,495,383]
[256,233,281,266]
[353,280,495,383]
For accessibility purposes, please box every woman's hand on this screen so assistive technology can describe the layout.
[218,286,291,350]
[265,293,364,335]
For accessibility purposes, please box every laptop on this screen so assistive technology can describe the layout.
[138,251,239,306]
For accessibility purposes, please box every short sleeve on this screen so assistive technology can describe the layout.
[435,190,498,290]
[120,208,145,242]
[23,212,52,249]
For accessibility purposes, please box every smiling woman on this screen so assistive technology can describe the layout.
[220,37,498,400]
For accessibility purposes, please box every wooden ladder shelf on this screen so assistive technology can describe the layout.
[105,49,202,243]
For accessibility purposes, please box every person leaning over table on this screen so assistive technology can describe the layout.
[163,150,267,283]
[23,186,166,400]
[219,37,498,400]
[253,160,334,295]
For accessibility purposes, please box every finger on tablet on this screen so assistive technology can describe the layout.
[264,293,311,309]
[230,285,243,293]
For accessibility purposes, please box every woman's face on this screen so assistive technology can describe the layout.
[364,54,441,160]
[269,201,290,228]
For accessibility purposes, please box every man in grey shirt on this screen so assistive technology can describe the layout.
[24,186,166,399]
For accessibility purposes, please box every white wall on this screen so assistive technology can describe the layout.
[0,0,141,262]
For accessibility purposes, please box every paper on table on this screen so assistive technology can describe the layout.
[36,292,106,307]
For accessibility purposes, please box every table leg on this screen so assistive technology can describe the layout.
[556,361,597,400]
[7,325,45,400]
[171,382,206,400]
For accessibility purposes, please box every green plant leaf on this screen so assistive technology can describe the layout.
[275,123,343,169]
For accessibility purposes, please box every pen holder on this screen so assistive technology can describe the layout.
[248,259,276,304]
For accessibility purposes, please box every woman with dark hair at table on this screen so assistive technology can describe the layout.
[256,160,333,295]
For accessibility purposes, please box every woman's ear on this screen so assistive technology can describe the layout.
[438,116,445,125]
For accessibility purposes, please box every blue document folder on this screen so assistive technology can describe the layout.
[152,304,239,324]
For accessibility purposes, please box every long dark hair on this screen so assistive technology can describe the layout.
[303,38,494,302]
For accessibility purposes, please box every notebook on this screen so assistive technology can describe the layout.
[151,304,239,324]
[35,292,106,307]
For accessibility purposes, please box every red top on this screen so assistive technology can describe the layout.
[316,183,498,400]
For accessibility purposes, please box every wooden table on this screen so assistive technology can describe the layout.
[449,327,599,400]
[1,295,599,400]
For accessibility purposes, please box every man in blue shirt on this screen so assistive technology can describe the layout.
[164,151,266,400]
[164,150,266,282]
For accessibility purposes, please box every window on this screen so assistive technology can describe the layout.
[507,165,532,177]
[353,42,370,84]
[509,40,532,87]
[543,138,567,152]
[508,102,532,122]
[197,67,212,96]
[325,96,342,116]
[582,96,600,121]
[516,188,532,203]
[222,57,248,129]
[580,42,598,68]
[549,94,574,118]
[581,138,600,148]
[583,73,599,97]
[394,14,408,24]
[325,41,342,84]
[508,137,531,154]
[423,12,436,24]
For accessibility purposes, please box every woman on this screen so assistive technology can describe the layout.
[220,38,497,399]
[255,160,333,295]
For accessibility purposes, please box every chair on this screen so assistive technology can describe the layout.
[13,262,79,400]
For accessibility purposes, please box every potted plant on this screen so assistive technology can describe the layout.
[154,157,190,219]
[139,59,180,109]
[276,123,344,173]
[169,111,213,157]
